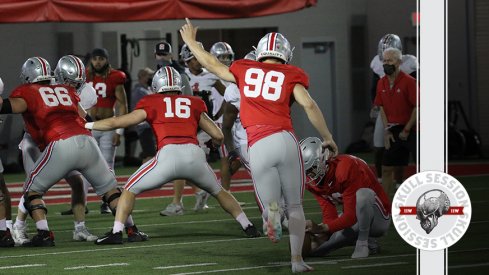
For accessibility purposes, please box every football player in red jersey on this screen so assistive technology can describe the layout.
[87,66,260,244]
[86,48,128,214]
[299,137,391,259]
[0,57,147,247]
[12,55,99,246]
[180,18,337,273]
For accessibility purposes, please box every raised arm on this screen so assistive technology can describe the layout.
[293,84,338,156]
[180,18,236,83]
[87,109,147,131]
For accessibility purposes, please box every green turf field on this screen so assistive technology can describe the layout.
[1,172,487,274]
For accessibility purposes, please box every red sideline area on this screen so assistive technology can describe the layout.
[6,163,489,205]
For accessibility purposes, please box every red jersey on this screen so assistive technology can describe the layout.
[10,83,91,146]
[306,155,391,234]
[229,59,309,146]
[86,69,126,108]
[374,71,416,125]
[135,94,207,149]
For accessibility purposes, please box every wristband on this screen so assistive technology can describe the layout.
[85,122,94,130]
[115,128,124,135]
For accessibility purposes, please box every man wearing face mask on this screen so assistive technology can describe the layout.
[369,34,417,186]
[131,68,156,163]
[373,47,417,197]
[154,41,192,96]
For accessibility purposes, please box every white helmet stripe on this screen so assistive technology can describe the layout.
[36,57,48,76]
[165,66,173,86]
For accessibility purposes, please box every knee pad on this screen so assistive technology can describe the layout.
[23,193,48,218]
[103,188,121,216]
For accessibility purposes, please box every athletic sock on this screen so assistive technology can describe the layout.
[14,218,26,228]
[113,221,124,234]
[124,215,135,227]
[0,219,6,231]
[74,221,86,230]
[36,220,49,231]
[236,212,252,229]
[6,220,13,231]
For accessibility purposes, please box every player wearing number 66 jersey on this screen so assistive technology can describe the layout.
[88,66,260,244]
[0,57,147,247]
[180,18,337,273]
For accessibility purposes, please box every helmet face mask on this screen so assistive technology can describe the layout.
[378,34,402,61]
[151,66,183,94]
[210,42,235,66]
[255,32,293,64]
[55,55,86,90]
[20,57,54,84]
[300,137,329,185]
[180,42,204,62]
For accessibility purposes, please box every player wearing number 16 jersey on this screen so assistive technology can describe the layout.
[88,66,260,244]
[180,18,337,273]
[0,57,146,246]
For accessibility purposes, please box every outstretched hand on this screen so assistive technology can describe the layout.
[179,18,198,45]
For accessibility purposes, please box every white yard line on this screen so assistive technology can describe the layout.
[154,263,217,270]
[0,264,46,270]
[341,262,409,269]
[0,237,266,259]
[448,263,489,269]
[169,263,289,275]
[64,263,129,270]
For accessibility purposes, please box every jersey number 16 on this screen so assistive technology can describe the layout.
[163,97,191,118]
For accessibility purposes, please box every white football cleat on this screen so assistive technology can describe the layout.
[292,261,314,273]
[351,240,370,258]
[73,227,98,242]
[160,203,184,216]
[193,190,210,211]
[12,224,30,246]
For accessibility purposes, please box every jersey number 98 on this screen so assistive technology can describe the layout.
[243,68,285,101]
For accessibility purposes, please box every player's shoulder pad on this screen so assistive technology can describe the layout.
[401,54,418,74]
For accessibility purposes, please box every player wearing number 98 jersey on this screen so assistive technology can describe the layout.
[180,19,338,273]
[0,57,146,246]
[87,66,260,244]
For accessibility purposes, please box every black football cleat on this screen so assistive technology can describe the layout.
[0,229,15,247]
[30,229,55,247]
[243,224,261,238]
[95,231,123,245]
[126,225,148,242]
